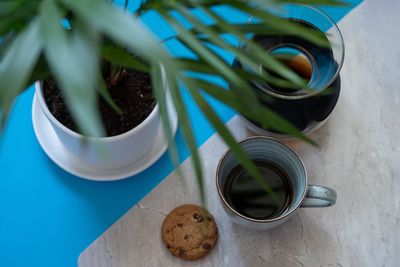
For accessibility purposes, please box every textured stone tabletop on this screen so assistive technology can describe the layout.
[79,1,400,266]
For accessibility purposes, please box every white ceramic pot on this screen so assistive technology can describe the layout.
[35,82,162,170]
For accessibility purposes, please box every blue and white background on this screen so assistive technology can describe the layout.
[0,1,362,266]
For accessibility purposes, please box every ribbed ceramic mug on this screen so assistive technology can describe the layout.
[216,136,337,230]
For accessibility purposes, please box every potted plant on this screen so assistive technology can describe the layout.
[0,0,342,201]
[34,74,170,171]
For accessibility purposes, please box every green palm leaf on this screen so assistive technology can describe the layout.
[151,64,182,184]
[101,45,149,73]
[40,0,104,137]
[0,19,43,129]
[173,2,306,87]
[0,0,341,204]
[185,79,276,198]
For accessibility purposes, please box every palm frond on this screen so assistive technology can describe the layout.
[0,0,340,203]
[0,19,43,129]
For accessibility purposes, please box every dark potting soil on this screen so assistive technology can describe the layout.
[43,68,156,137]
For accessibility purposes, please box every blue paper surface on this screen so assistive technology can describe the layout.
[0,1,362,266]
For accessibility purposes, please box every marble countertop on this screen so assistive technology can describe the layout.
[79,1,400,266]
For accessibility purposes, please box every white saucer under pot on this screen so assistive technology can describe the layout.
[33,82,177,180]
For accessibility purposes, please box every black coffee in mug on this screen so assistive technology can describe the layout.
[223,159,294,220]
[216,136,337,230]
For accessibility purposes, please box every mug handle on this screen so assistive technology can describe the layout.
[300,185,337,208]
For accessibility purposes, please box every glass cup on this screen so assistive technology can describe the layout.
[242,4,345,99]
[237,4,345,136]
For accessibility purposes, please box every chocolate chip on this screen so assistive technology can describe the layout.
[166,244,171,249]
[206,217,212,222]
[184,235,189,240]
[178,223,183,227]
[166,230,169,233]
[203,243,211,250]
[193,213,204,222]
[178,249,185,256]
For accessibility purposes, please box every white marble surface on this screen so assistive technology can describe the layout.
[79,1,400,266]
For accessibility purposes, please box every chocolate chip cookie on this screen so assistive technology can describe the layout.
[161,204,218,261]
